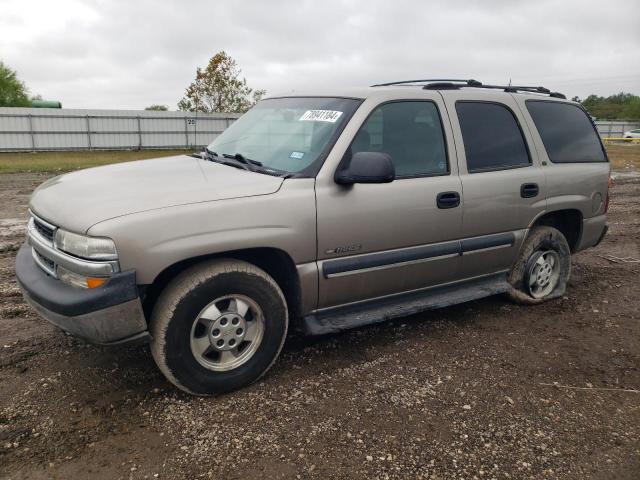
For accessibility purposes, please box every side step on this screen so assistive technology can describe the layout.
[301,273,510,335]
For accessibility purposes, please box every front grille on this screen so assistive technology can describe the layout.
[33,217,55,243]
[29,213,58,277]
[33,248,55,275]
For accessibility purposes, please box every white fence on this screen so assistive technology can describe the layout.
[594,120,640,138]
[0,107,241,152]
[0,107,637,152]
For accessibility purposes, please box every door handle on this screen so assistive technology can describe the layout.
[520,183,539,198]
[436,191,460,209]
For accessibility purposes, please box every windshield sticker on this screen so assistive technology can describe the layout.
[289,151,305,159]
[299,110,343,123]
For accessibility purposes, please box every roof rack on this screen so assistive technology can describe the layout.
[370,78,566,99]
[370,78,482,87]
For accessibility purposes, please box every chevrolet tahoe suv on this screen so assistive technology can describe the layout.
[16,79,610,395]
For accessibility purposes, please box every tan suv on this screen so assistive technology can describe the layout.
[16,79,610,395]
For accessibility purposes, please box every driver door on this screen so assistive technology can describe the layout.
[315,98,464,309]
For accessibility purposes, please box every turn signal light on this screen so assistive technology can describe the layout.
[57,265,109,289]
[86,277,108,289]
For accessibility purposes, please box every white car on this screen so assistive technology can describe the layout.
[624,128,640,138]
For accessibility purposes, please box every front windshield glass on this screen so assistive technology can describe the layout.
[207,97,361,174]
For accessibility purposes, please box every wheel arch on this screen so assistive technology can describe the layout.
[141,247,303,325]
[529,208,583,252]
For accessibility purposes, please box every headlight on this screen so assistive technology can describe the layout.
[54,229,117,260]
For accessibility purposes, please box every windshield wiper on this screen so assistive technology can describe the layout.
[202,148,291,177]
[203,147,219,160]
[222,153,263,167]
[199,147,249,171]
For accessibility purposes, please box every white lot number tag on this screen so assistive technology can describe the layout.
[299,110,343,123]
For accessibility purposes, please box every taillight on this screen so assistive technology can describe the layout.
[604,175,613,213]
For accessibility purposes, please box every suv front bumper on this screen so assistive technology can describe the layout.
[15,243,149,345]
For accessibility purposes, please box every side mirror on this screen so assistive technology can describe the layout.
[335,151,395,185]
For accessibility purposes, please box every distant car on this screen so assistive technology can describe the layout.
[624,129,640,138]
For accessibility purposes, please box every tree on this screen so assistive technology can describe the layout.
[621,97,640,120]
[177,51,265,113]
[0,61,31,107]
[145,104,168,111]
[580,92,639,119]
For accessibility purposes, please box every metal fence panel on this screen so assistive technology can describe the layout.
[0,107,241,152]
[35,132,88,150]
[595,120,640,138]
[2,107,637,152]
[4,133,32,150]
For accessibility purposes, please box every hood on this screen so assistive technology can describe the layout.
[30,155,284,233]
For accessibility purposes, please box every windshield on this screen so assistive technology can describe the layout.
[207,97,361,175]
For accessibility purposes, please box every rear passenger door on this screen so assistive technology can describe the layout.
[442,92,547,280]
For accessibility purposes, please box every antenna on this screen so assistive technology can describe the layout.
[195,91,198,149]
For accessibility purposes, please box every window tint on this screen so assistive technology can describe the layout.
[350,101,448,177]
[526,101,606,163]
[456,102,530,172]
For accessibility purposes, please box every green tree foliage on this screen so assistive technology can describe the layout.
[177,51,265,113]
[579,92,640,120]
[621,97,640,120]
[145,104,169,111]
[0,61,31,107]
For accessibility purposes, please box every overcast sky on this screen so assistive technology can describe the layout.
[1,0,639,110]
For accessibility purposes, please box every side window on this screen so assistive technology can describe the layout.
[456,102,530,172]
[526,101,606,163]
[351,101,448,177]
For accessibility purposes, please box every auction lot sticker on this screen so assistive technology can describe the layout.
[299,110,343,122]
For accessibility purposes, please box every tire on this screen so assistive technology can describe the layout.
[507,226,571,305]
[150,259,288,395]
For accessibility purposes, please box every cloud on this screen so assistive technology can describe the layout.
[1,0,638,109]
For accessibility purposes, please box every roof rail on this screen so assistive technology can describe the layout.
[370,78,481,87]
[479,84,566,99]
[371,78,566,99]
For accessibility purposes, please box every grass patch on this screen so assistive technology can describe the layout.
[1,144,638,174]
[0,149,194,174]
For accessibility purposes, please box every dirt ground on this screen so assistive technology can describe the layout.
[0,171,639,480]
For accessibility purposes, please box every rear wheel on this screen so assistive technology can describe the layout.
[150,259,288,395]
[507,226,571,304]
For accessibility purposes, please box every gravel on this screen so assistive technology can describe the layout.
[1,173,639,479]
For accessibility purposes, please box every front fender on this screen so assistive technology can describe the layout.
[87,180,317,284]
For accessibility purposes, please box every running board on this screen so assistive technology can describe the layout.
[301,273,509,335]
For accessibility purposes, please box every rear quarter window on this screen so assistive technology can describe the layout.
[526,101,607,163]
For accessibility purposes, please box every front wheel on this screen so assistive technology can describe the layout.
[507,226,571,305]
[150,259,288,395]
